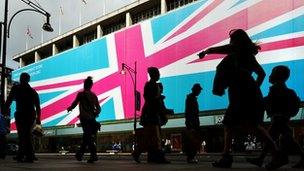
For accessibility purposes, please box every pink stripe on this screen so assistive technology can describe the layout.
[167,0,223,41]
[247,0,304,28]
[67,117,79,125]
[147,0,300,69]
[10,122,16,131]
[190,37,304,64]
[114,26,148,118]
[260,37,304,52]
[34,79,84,91]
[41,93,79,120]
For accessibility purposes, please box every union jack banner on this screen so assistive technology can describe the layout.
[11,0,304,130]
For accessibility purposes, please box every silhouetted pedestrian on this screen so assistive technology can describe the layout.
[247,65,304,168]
[3,73,41,163]
[198,29,283,169]
[183,83,202,163]
[133,67,170,164]
[67,76,101,163]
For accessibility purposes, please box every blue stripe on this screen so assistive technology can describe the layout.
[151,0,207,43]
[96,98,116,121]
[229,0,248,9]
[251,15,304,40]
[12,38,109,82]
[43,114,69,127]
[39,91,67,104]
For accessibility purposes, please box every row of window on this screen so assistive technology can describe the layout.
[19,0,198,67]
[132,6,161,24]
[167,0,198,11]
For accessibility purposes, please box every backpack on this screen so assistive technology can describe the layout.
[265,88,301,118]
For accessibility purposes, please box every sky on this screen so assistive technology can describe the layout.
[0,0,136,69]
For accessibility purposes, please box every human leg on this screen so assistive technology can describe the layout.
[256,125,288,170]
[279,125,304,168]
[146,125,169,164]
[212,126,233,168]
[15,119,25,161]
[247,125,279,167]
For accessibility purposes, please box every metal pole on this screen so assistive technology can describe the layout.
[1,0,8,111]
[134,61,137,132]
[0,23,2,64]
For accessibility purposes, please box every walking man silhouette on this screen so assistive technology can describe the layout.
[247,65,304,168]
[4,72,41,163]
[184,83,202,163]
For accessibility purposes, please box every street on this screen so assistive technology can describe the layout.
[0,154,302,171]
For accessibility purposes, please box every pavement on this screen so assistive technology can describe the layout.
[0,153,303,171]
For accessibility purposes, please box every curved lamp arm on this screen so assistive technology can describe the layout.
[7,8,52,38]
[122,63,136,87]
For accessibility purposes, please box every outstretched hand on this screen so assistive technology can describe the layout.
[67,107,72,113]
[198,51,206,59]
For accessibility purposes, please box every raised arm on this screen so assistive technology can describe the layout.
[198,44,232,58]
[67,93,80,112]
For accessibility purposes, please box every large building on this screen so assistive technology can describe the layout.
[9,0,304,153]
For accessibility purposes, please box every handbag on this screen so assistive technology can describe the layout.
[32,124,44,137]
[93,121,101,134]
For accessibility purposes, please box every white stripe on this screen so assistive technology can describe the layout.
[161,46,304,77]
[247,6,304,39]
[145,0,263,56]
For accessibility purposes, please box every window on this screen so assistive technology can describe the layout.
[167,0,198,11]
[132,6,161,24]
[83,31,97,44]
[103,21,126,35]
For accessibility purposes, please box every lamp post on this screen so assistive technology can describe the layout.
[121,62,140,133]
[0,0,53,111]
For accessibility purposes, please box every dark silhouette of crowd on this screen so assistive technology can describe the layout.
[0,29,303,170]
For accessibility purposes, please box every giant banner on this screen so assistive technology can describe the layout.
[11,0,304,129]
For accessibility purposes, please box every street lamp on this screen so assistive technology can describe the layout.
[0,0,53,111]
[121,62,140,133]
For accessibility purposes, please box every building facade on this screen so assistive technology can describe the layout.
[9,0,304,153]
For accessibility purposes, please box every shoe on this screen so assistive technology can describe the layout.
[246,157,263,167]
[265,155,288,170]
[187,158,198,164]
[292,160,304,168]
[131,151,140,163]
[87,156,98,163]
[75,152,83,161]
[212,153,233,168]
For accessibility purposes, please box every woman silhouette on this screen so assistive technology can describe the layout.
[199,29,284,169]
[133,67,170,164]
